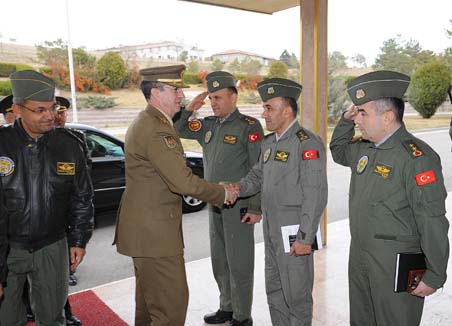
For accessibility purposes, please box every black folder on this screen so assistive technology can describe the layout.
[394,252,426,293]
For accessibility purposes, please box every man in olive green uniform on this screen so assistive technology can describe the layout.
[114,65,236,326]
[235,78,328,326]
[175,71,263,326]
[330,70,450,326]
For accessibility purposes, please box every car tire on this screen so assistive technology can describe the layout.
[182,168,207,213]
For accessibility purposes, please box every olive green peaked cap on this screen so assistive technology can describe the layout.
[257,78,302,102]
[10,70,55,103]
[347,70,410,105]
[0,95,13,114]
[139,64,188,88]
[56,96,70,112]
[206,71,236,93]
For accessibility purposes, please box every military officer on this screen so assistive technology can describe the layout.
[330,70,449,326]
[0,179,6,302]
[233,78,328,326]
[114,65,237,326]
[175,71,264,326]
[0,95,16,124]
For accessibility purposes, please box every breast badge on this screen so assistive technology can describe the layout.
[204,131,212,144]
[223,135,237,144]
[163,135,177,149]
[274,150,289,163]
[356,155,368,174]
[57,162,75,175]
[0,156,15,176]
[263,148,272,163]
[373,163,392,179]
[188,119,202,132]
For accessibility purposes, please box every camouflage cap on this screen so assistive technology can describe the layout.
[10,70,55,103]
[0,95,13,115]
[206,71,236,93]
[56,96,70,112]
[257,78,302,102]
[139,64,188,88]
[347,70,410,105]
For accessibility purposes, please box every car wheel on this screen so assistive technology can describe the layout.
[182,167,207,213]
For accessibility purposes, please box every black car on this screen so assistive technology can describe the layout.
[66,123,206,215]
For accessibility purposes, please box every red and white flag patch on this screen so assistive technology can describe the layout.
[415,170,436,186]
[302,149,319,160]
[248,132,261,143]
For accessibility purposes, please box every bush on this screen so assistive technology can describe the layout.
[78,96,117,109]
[0,81,12,96]
[407,61,451,118]
[14,64,34,72]
[183,72,201,84]
[0,63,17,77]
[96,52,127,90]
[268,61,288,79]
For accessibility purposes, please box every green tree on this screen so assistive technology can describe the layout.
[72,48,96,68]
[446,19,452,38]
[96,52,127,89]
[328,75,350,122]
[211,58,224,71]
[228,58,241,73]
[289,53,299,69]
[178,50,188,62]
[351,53,367,67]
[328,51,348,74]
[186,60,199,73]
[240,57,262,75]
[438,47,452,73]
[407,61,451,118]
[268,61,288,78]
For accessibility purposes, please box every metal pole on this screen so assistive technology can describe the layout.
[65,0,78,123]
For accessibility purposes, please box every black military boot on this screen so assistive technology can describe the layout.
[204,309,233,324]
[65,299,82,326]
[229,318,253,326]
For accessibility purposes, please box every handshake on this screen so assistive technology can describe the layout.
[221,182,240,205]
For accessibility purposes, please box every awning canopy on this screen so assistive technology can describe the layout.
[179,0,299,14]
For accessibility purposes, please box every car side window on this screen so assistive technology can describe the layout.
[85,132,124,158]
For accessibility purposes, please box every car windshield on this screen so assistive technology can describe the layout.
[85,132,124,158]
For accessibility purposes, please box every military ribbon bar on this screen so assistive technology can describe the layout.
[248,132,261,143]
[415,170,436,186]
[302,149,319,160]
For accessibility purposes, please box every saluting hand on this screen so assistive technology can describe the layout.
[410,281,437,298]
[290,241,312,256]
[343,104,359,121]
[186,91,208,112]
[70,247,87,271]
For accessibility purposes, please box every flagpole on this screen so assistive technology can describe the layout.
[65,0,78,123]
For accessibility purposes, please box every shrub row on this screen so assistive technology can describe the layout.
[0,62,35,77]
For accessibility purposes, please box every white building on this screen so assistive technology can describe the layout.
[211,50,274,66]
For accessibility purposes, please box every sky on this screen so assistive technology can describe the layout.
[1,0,451,66]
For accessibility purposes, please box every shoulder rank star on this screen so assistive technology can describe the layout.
[244,117,255,125]
[296,130,309,141]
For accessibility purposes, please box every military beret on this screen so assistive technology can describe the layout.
[257,78,302,102]
[56,96,70,112]
[347,70,410,105]
[0,95,13,115]
[139,64,188,88]
[10,70,55,103]
[206,71,236,93]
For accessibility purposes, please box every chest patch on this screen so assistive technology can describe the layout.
[274,150,289,163]
[373,163,392,179]
[223,135,237,144]
[356,155,368,174]
[163,135,177,149]
[0,156,15,177]
[188,119,202,132]
[204,131,212,144]
[57,162,75,175]
[263,148,272,163]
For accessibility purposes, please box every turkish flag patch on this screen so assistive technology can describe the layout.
[302,149,319,160]
[248,132,261,143]
[415,170,436,186]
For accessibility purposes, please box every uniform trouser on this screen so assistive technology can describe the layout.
[0,238,69,326]
[133,254,189,326]
[349,243,425,326]
[264,228,314,326]
[209,205,255,321]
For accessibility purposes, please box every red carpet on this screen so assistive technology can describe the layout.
[25,290,128,326]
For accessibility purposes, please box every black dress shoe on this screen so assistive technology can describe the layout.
[68,273,78,286]
[228,318,253,326]
[204,309,233,324]
[66,314,82,326]
[26,311,35,322]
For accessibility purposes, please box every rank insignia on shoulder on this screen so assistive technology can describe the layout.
[188,119,202,132]
[296,130,310,142]
[158,116,169,125]
[373,163,392,179]
[223,135,237,144]
[57,162,75,175]
[244,116,255,125]
[302,149,319,160]
[274,150,289,163]
[263,148,272,163]
[0,156,15,177]
[204,131,212,144]
[402,140,423,158]
[163,135,177,149]
[356,155,368,174]
[415,169,436,186]
[248,132,261,143]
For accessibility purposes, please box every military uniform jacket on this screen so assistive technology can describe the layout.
[115,105,225,258]
[0,180,6,284]
[175,108,263,214]
[239,121,327,248]
[330,117,449,289]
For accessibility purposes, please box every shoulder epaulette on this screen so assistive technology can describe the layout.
[265,132,275,139]
[205,116,216,120]
[241,115,258,126]
[349,136,370,144]
[401,139,424,159]
[296,129,310,142]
